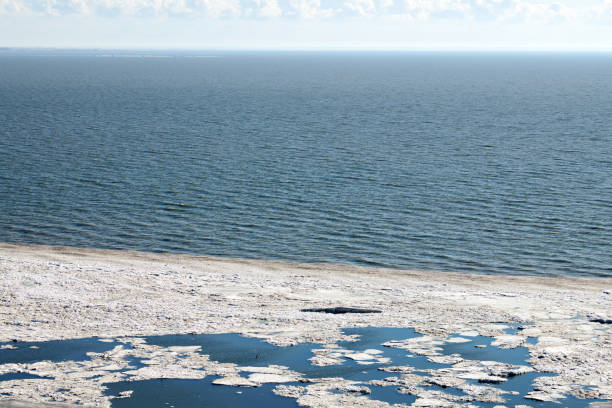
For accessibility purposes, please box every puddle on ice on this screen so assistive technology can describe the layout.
[0,338,120,365]
[142,332,318,371]
[105,379,300,408]
[0,327,607,408]
[0,373,52,382]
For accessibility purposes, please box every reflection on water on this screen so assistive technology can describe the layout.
[1,327,606,407]
[106,379,300,408]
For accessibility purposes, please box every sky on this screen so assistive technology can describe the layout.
[1,0,612,50]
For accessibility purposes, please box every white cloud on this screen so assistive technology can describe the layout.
[399,0,586,22]
[252,0,282,17]
[497,1,555,22]
[403,0,470,20]
[8,0,243,16]
[592,0,612,20]
[0,0,609,25]
[288,0,337,18]
[0,0,24,12]
[344,0,377,16]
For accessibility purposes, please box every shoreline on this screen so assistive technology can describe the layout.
[3,239,610,280]
[2,240,609,285]
[1,242,610,406]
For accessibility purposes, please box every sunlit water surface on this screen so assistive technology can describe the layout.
[1,50,611,277]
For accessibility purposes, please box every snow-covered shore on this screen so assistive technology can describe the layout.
[0,243,610,407]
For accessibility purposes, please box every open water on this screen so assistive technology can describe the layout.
[1,50,611,277]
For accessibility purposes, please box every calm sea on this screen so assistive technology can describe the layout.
[1,50,610,277]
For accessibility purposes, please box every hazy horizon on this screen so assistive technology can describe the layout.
[2,0,612,50]
[3,46,612,52]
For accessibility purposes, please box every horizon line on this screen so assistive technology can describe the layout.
[3,46,612,53]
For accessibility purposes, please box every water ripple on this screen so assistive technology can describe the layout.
[1,52,611,277]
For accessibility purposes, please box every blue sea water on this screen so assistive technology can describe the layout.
[1,50,611,277]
